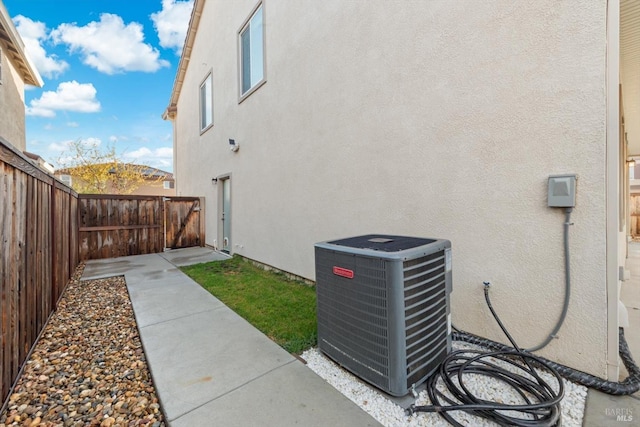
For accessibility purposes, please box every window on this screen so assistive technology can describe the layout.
[59,174,72,187]
[239,3,264,97]
[163,180,175,189]
[199,73,213,131]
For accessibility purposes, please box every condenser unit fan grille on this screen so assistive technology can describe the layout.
[316,253,391,390]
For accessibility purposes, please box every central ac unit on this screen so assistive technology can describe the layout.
[314,234,452,396]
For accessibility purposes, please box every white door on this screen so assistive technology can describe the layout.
[221,178,231,253]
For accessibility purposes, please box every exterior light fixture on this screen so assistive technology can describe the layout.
[627,159,636,167]
[229,138,239,152]
[212,177,218,184]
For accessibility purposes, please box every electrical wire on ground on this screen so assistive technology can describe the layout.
[408,283,564,426]
[453,327,640,396]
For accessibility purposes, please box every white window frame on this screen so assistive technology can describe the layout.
[59,174,72,187]
[199,72,213,132]
[238,2,265,101]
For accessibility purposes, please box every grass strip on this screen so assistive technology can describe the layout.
[181,255,317,354]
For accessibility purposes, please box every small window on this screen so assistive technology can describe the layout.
[239,3,264,98]
[59,174,72,187]
[199,73,213,132]
[163,180,175,189]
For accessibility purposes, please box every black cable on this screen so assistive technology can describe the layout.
[453,327,640,396]
[409,283,564,426]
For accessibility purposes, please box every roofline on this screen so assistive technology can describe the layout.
[0,1,43,87]
[163,0,204,120]
[55,163,174,179]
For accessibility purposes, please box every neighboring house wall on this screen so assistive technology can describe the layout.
[0,1,42,151]
[170,0,616,377]
[0,45,26,150]
[129,180,176,196]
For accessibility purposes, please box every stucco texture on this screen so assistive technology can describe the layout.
[0,46,27,151]
[172,0,609,376]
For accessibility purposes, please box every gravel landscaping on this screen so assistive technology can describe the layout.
[302,343,587,427]
[0,265,165,427]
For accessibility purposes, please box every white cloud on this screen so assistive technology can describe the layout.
[26,81,100,117]
[109,135,129,143]
[155,147,174,157]
[48,141,71,152]
[150,0,194,54]
[51,13,170,74]
[66,122,79,127]
[48,137,101,153]
[123,146,173,168]
[12,15,69,78]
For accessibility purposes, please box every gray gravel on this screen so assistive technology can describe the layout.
[0,265,165,427]
[302,343,587,427]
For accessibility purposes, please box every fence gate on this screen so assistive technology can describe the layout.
[165,197,203,249]
[632,194,640,238]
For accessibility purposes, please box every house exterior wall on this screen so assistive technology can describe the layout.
[172,0,611,376]
[0,45,27,151]
[129,181,176,196]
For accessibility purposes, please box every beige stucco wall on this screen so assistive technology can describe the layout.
[0,45,27,151]
[129,181,176,197]
[173,0,611,376]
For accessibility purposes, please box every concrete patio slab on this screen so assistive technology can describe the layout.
[160,246,230,266]
[126,280,224,328]
[171,359,382,427]
[81,248,382,427]
[140,306,296,421]
[82,253,172,280]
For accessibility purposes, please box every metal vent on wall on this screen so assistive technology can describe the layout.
[315,234,452,397]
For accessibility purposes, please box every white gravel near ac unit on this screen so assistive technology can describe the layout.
[301,342,587,427]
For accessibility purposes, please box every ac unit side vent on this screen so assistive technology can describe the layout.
[403,251,449,391]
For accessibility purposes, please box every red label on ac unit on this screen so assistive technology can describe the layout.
[333,266,354,279]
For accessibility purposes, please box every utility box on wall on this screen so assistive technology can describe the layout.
[314,234,452,396]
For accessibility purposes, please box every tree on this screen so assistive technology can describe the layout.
[56,139,162,194]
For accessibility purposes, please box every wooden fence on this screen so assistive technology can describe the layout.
[165,197,203,249]
[1,138,79,407]
[78,195,165,260]
[78,195,203,260]
[632,194,640,237]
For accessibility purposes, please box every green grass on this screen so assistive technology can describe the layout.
[181,255,317,354]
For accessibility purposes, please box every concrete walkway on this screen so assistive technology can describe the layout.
[81,247,381,427]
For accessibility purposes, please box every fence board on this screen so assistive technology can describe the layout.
[165,197,203,249]
[631,194,640,237]
[78,195,204,260]
[78,195,165,260]
[0,138,78,408]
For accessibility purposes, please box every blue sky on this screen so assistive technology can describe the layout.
[4,0,194,172]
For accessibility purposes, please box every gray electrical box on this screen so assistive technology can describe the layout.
[548,174,577,207]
